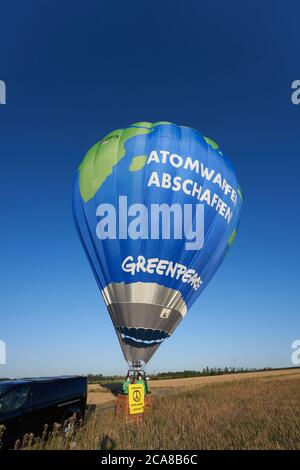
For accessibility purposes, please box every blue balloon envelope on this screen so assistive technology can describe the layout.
[73,122,242,365]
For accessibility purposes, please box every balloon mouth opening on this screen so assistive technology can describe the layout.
[116,326,169,348]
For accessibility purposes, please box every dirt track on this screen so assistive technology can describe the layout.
[88,368,300,407]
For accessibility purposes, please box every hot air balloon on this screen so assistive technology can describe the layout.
[73,122,242,369]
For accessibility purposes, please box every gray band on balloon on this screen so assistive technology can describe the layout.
[101,282,187,316]
[101,282,188,364]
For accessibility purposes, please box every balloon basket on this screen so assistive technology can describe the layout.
[115,393,153,423]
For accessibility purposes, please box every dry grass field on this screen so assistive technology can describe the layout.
[87,368,300,406]
[16,368,300,450]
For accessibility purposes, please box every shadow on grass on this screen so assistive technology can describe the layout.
[101,382,123,396]
[99,434,117,450]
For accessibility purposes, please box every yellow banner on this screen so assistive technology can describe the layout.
[128,383,144,415]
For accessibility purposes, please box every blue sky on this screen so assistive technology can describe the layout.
[0,1,299,377]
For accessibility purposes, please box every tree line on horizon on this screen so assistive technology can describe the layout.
[85,366,299,383]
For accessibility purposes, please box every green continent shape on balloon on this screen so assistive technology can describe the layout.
[228,229,237,247]
[79,127,152,202]
[129,155,147,172]
[204,136,219,150]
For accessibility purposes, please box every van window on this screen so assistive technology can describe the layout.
[0,383,10,397]
[0,385,30,414]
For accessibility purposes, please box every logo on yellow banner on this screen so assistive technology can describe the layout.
[128,383,144,414]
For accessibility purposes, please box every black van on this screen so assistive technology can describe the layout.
[0,376,87,449]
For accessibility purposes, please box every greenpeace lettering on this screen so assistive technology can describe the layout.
[96,196,204,250]
[122,255,203,290]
